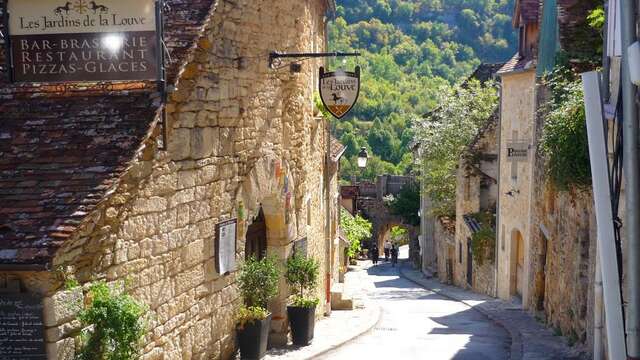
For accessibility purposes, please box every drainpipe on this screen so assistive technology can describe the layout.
[621,0,640,356]
[494,80,503,298]
[324,117,332,316]
[595,243,604,360]
[594,7,608,360]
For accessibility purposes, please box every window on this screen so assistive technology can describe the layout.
[459,242,463,264]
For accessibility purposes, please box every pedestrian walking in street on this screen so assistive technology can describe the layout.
[384,240,391,261]
[391,244,398,267]
[371,245,379,265]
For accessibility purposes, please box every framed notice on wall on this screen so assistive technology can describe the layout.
[215,218,237,275]
[6,0,160,82]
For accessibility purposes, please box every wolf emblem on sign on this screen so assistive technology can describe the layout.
[319,66,361,119]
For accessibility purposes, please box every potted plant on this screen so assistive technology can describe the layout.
[236,256,280,359]
[284,253,320,346]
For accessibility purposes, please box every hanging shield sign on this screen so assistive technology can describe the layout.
[319,66,361,119]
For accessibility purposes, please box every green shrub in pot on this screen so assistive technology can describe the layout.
[284,253,320,345]
[235,256,280,359]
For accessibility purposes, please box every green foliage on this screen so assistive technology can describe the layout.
[413,80,498,216]
[587,6,605,31]
[330,0,516,182]
[290,295,321,308]
[237,256,280,309]
[540,66,591,190]
[284,254,320,307]
[236,306,269,330]
[469,212,496,266]
[76,282,148,360]
[388,183,421,226]
[340,208,373,259]
[390,226,409,246]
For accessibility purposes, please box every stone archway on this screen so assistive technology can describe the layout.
[509,229,525,298]
[235,154,297,346]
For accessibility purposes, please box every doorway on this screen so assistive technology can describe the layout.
[466,237,473,286]
[245,208,267,260]
[510,229,525,298]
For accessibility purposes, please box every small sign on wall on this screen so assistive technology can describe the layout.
[215,218,237,275]
[0,295,46,359]
[293,237,308,257]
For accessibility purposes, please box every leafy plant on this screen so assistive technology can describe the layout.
[340,209,372,259]
[236,306,269,330]
[76,281,148,360]
[469,212,496,266]
[413,80,498,216]
[237,256,280,309]
[388,182,420,226]
[587,7,605,31]
[540,66,591,190]
[284,254,320,308]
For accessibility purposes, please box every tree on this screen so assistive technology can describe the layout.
[413,80,498,216]
[341,209,373,259]
[388,182,421,226]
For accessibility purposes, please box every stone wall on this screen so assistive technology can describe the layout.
[11,1,335,359]
[525,86,596,353]
[435,217,456,285]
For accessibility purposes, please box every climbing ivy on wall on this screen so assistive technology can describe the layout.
[469,211,495,266]
[540,65,592,191]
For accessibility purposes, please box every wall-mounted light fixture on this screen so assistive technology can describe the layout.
[505,189,520,197]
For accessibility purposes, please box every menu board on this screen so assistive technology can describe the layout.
[216,219,238,275]
[0,295,46,359]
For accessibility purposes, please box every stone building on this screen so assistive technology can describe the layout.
[453,111,499,296]
[496,0,600,353]
[0,0,343,359]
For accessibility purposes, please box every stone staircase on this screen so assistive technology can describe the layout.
[330,283,354,310]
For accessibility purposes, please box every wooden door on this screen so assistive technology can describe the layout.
[245,209,267,260]
[516,232,525,297]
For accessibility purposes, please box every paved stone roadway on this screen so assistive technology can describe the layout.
[318,249,510,360]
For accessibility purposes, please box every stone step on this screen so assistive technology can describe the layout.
[331,283,354,310]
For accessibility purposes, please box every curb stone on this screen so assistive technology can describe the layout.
[303,301,382,360]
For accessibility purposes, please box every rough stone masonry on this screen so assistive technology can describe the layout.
[0,0,341,359]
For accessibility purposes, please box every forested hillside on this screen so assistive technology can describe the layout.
[329,0,516,181]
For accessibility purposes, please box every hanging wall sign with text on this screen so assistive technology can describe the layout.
[319,66,361,119]
[7,0,159,82]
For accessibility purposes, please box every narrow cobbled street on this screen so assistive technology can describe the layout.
[319,247,510,360]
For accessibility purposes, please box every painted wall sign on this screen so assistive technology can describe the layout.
[0,295,46,359]
[506,134,530,179]
[7,0,159,82]
[319,66,361,119]
[215,218,237,275]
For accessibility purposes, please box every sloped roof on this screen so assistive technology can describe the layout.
[330,136,347,162]
[497,53,535,75]
[0,0,216,266]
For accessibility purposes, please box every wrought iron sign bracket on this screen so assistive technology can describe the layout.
[268,51,360,70]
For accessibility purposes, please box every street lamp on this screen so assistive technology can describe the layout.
[357,147,369,169]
